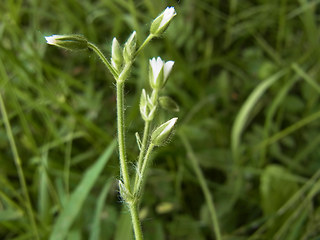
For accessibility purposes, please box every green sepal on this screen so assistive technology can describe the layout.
[111,37,123,72]
[150,15,163,35]
[159,96,179,112]
[123,31,137,63]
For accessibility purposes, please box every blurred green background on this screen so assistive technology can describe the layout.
[1,0,320,239]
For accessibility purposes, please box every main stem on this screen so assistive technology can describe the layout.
[129,203,143,240]
[116,67,143,240]
[116,81,131,191]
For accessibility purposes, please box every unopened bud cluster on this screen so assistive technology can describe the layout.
[140,89,156,122]
[111,31,137,75]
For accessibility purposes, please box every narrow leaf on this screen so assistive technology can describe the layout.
[231,70,286,162]
[50,141,116,240]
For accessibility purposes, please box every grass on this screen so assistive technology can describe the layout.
[1,0,320,239]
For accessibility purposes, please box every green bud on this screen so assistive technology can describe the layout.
[111,37,123,72]
[123,31,137,63]
[151,117,178,146]
[140,89,156,121]
[45,34,88,50]
[150,7,176,36]
[159,96,180,112]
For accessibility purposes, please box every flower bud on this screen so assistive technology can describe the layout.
[44,34,88,50]
[151,117,178,146]
[149,57,174,90]
[140,89,156,121]
[159,96,180,112]
[123,31,137,63]
[111,37,123,72]
[150,7,176,36]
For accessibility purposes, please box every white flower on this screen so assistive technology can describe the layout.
[149,57,174,90]
[150,7,176,36]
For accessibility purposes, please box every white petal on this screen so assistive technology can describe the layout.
[45,35,63,45]
[150,57,164,85]
[158,117,178,138]
[163,61,174,80]
[159,7,176,28]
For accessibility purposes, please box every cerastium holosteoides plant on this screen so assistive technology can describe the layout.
[45,7,177,240]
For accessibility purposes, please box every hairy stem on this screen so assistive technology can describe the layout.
[134,88,159,193]
[129,203,143,240]
[115,61,144,240]
[116,81,131,191]
[134,143,155,198]
[135,34,154,57]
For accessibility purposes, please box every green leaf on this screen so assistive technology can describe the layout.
[0,209,23,221]
[260,164,299,215]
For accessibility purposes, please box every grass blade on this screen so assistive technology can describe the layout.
[179,132,222,240]
[49,140,116,240]
[0,91,40,239]
[231,70,286,162]
[89,179,113,240]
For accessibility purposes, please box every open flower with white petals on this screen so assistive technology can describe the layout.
[150,7,176,36]
[149,57,174,90]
